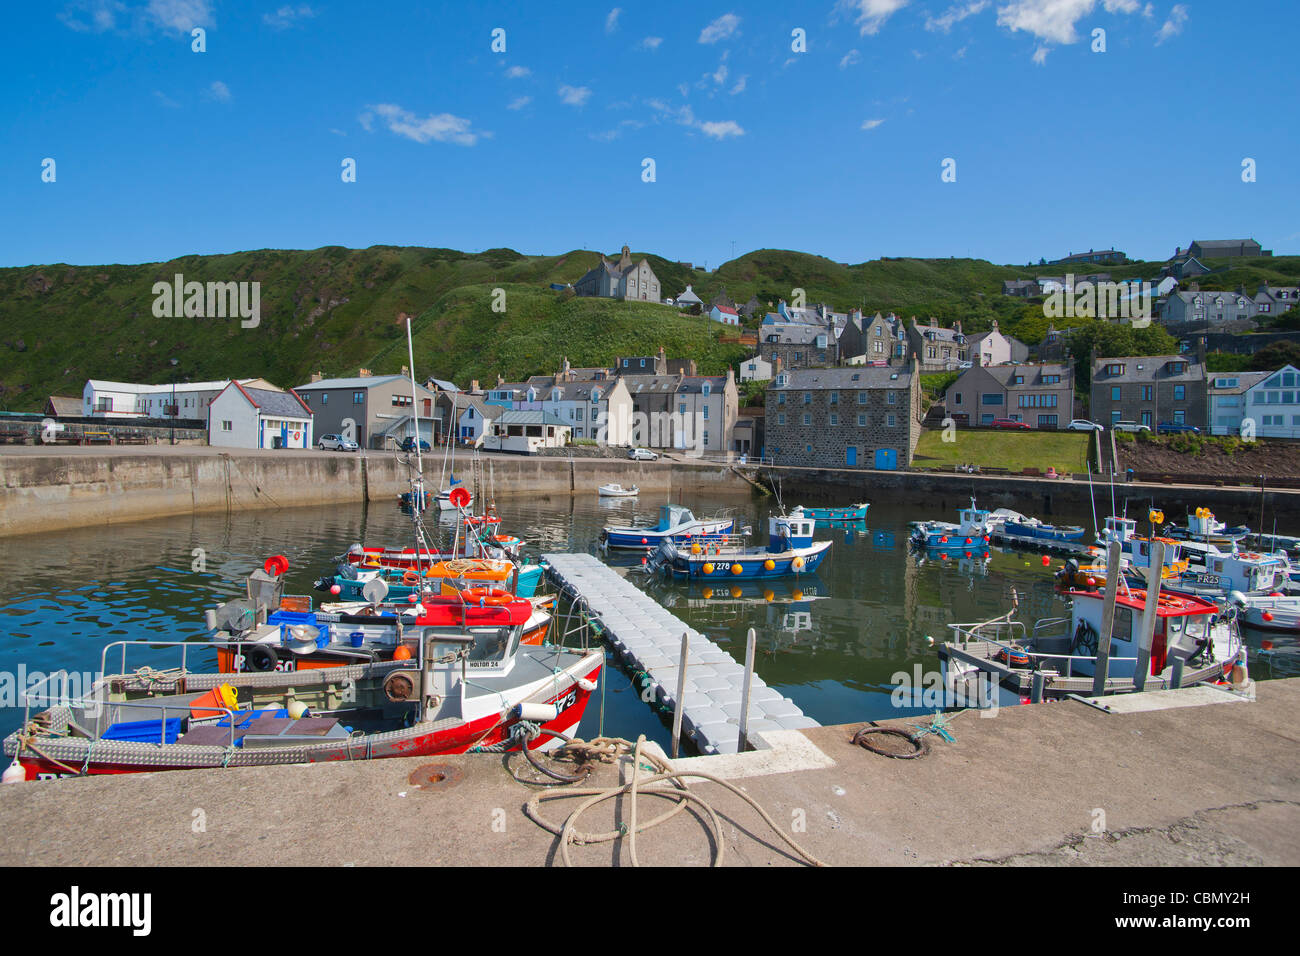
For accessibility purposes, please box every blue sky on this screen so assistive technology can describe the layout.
[3,1,1297,269]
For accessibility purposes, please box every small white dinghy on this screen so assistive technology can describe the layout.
[598,483,639,497]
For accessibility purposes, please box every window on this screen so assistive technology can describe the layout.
[1106,364,1124,376]
[803,413,812,425]
[858,414,867,426]
[679,403,687,415]
[886,414,896,427]
[887,391,897,405]
[857,391,867,404]
[1174,410,1185,424]
[1111,386,1121,401]
[1174,385,1186,401]
[321,393,329,404]
[953,392,962,405]
[829,392,839,405]
[1013,376,1024,385]
[982,394,1003,406]
[352,391,364,404]
[1043,375,1060,385]
[1038,415,1057,427]
[222,420,232,431]
[803,392,812,405]
[702,406,709,420]
[829,413,839,426]
[1141,386,1153,402]
[1141,411,1152,426]
[702,383,711,397]
[1111,410,1121,424]
[703,430,710,445]
[777,412,787,425]
[777,393,786,406]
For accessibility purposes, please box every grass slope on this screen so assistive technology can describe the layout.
[913,430,1090,473]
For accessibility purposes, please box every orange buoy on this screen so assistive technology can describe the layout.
[1041,555,1050,566]
[392,645,412,661]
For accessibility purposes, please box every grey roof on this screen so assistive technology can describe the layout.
[295,374,414,391]
[426,378,459,392]
[772,367,912,389]
[493,410,570,427]
[1209,371,1269,395]
[1092,354,1205,383]
[762,323,832,345]
[238,385,312,418]
[619,374,683,393]
[676,376,727,394]
[1191,239,1262,255]
[456,395,498,418]
[976,364,1073,388]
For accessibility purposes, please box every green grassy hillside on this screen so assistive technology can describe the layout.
[2,245,1296,412]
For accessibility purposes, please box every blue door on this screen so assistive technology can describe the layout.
[875,448,897,470]
[846,446,857,466]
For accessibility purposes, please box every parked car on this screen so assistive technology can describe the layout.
[1066,420,1105,432]
[991,419,1031,430]
[1157,421,1201,435]
[1113,421,1151,434]
[627,447,659,461]
[398,436,431,452]
[318,434,359,451]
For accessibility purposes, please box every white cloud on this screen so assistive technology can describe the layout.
[1103,0,1139,12]
[996,0,1092,44]
[839,48,861,68]
[147,0,210,32]
[861,118,885,130]
[505,65,531,78]
[558,85,592,106]
[730,75,748,94]
[640,36,663,49]
[205,80,230,101]
[834,0,910,36]
[367,103,485,146]
[1032,44,1049,64]
[699,13,740,43]
[507,96,532,110]
[712,63,729,85]
[58,0,126,32]
[699,120,744,139]
[606,7,621,33]
[153,89,180,108]
[1155,3,1187,44]
[263,4,315,29]
[925,1,988,33]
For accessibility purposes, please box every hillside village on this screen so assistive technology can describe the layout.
[11,239,1300,476]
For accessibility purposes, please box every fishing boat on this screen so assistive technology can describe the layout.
[212,571,555,673]
[649,512,831,580]
[1228,590,1300,632]
[601,504,735,550]
[909,499,995,552]
[2,584,603,780]
[597,483,638,498]
[939,584,1244,709]
[319,557,545,600]
[1165,507,1250,546]
[993,508,1087,545]
[1095,515,1190,581]
[791,502,869,523]
[1173,548,1292,598]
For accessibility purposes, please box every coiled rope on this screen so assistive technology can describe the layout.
[523,733,828,867]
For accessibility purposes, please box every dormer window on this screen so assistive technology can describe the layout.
[702,383,711,397]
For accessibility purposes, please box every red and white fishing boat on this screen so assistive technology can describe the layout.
[2,570,599,780]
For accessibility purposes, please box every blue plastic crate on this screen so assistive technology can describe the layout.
[102,717,182,744]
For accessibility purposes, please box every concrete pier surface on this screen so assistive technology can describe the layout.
[3,678,1296,867]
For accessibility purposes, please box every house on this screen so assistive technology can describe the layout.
[208,382,314,450]
[1251,284,1300,318]
[739,354,773,382]
[82,378,281,422]
[483,410,571,454]
[1242,365,1300,438]
[456,394,499,445]
[760,322,838,370]
[619,371,738,454]
[1090,350,1208,429]
[502,378,634,445]
[1001,279,1040,298]
[1050,249,1127,265]
[44,396,81,418]
[709,304,741,326]
[906,318,970,372]
[293,372,437,449]
[944,363,1075,428]
[674,285,703,310]
[1208,371,1269,437]
[967,320,1029,367]
[574,245,661,302]
[616,348,697,377]
[1162,288,1258,328]
[765,363,922,470]
[1187,239,1268,260]
[846,312,908,366]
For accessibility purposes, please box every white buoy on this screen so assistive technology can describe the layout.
[514,702,559,723]
[287,700,309,719]
[3,761,26,784]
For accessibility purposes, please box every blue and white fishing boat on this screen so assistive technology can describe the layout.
[996,509,1087,544]
[791,502,869,524]
[601,504,735,550]
[1165,507,1250,546]
[650,513,831,580]
[909,499,995,552]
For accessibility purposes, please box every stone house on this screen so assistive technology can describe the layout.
[944,363,1076,428]
[764,363,922,470]
[574,245,661,302]
[906,318,970,372]
[1090,350,1208,429]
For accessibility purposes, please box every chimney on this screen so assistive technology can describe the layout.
[954,320,962,335]
[401,365,409,378]
[1189,281,1200,292]
[310,371,323,383]
[470,379,480,393]
[358,368,372,377]
[496,374,505,387]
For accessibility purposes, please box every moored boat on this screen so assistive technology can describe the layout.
[650,513,831,580]
[597,483,638,497]
[910,499,995,552]
[791,502,869,523]
[601,504,735,550]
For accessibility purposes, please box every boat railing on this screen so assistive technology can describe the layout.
[19,655,251,749]
[946,623,1140,674]
[685,533,751,554]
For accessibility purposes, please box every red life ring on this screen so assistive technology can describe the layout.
[462,587,512,606]
[401,570,419,586]
[264,555,290,577]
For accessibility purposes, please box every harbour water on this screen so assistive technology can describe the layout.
[0,489,1289,746]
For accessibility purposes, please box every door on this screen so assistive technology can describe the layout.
[846,446,857,466]
[875,448,897,470]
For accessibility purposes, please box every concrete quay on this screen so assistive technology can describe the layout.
[2,677,1295,867]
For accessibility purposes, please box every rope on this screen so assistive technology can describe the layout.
[907,709,969,744]
[524,734,828,867]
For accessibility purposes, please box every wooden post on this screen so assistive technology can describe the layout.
[1091,541,1123,696]
[737,627,757,754]
[671,632,689,759]
[1133,540,1165,692]
[1170,655,1185,690]
[1031,671,1045,703]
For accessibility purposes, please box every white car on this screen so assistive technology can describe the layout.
[627,447,659,461]
[1066,420,1105,432]
[1113,421,1151,434]
[318,434,359,451]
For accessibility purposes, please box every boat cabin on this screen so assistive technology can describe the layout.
[768,514,815,550]
[1052,588,1218,679]
[1192,551,1287,594]
[656,504,696,531]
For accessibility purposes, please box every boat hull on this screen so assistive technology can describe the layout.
[663,540,831,579]
[604,519,735,549]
